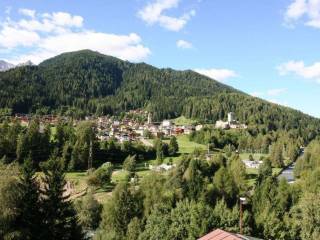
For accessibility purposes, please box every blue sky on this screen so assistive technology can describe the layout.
[0,0,320,117]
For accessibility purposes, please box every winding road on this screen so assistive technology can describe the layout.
[278,162,295,183]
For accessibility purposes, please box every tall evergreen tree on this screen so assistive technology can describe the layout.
[14,157,42,240]
[40,156,83,240]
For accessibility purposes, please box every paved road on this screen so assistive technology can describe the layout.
[278,162,295,183]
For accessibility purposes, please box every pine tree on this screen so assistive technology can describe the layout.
[14,157,42,240]
[123,155,136,173]
[257,158,273,185]
[270,142,284,168]
[40,156,83,240]
[74,191,102,231]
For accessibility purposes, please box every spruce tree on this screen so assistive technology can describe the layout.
[14,157,42,240]
[40,156,83,240]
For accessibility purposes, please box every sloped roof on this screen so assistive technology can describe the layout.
[198,229,260,240]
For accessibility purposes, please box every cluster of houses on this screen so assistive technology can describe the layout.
[215,112,247,130]
[96,112,204,142]
[12,114,66,126]
[10,111,250,145]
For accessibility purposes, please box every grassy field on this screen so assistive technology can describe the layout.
[65,172,88,194]
[246,167,282,187]
[160,135,207,164]
[172,116,198,126]
[174,135,207,154]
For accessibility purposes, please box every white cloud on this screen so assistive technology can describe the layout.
[49,12,83,28]
[0,24,40,48]
[19,8,36,18]
[194,68,237,82]
[176,39,192,49]
[0,10,151,64]
[284,0,320,28]
[138,0,196,31]
[278,60,320,83]
[15,11,84,34]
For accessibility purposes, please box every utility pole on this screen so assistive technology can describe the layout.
[239,197,247,235]
[240,200,243,235]
[88,140,93,170]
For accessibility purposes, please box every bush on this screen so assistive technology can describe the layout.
[87,162,113,187]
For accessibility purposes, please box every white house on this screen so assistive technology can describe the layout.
[162,120,172,128]
[242,160,263,169]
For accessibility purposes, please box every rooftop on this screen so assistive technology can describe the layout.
[198,229,261,240]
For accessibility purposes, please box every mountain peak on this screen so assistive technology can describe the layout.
[0,60,15,72]
[17,60,34,67]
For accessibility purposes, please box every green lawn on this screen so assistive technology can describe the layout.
[163,135,207,154]
[158,135,207,164]
[144,134,207,164]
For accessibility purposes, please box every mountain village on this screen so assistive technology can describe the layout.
[11,110,247,144]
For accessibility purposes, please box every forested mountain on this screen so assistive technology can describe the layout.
[0,50,319,135]
[0,50,234,117]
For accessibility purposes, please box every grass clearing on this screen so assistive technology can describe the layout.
[246,167,284,187]
[164,135,207,154]
[50,126,57,141]
[172,116,198,126]
[158,135,207,164]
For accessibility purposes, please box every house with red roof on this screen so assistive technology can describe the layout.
[198,229,261,240]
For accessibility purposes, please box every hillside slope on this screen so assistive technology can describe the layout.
[0,50,235,116]
[0,50,319,136]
